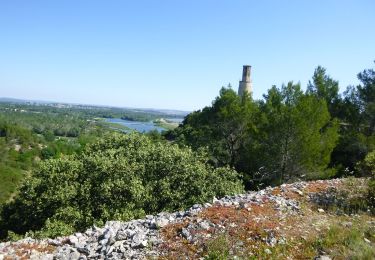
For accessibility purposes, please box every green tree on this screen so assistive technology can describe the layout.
[168,84,339,188]
[330,62,375,174]
[0,133,243,238]
[307,66,340,117]
[254,82,339,184]
[357,64,375,136]
[167,86,258,168]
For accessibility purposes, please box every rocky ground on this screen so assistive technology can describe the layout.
[0,178,374,259]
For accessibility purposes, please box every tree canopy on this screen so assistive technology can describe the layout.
[167,82,339,188]
[0,133,243,238]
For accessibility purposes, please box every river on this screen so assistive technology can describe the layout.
[105,118,183,133]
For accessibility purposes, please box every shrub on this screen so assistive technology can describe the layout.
[356,150,375,176]
[0,133,243,238]
[313,223,375,259]
[355,150,375,210]
[369,178,375,210]
[364,151,375,209]
[204,234,231,259]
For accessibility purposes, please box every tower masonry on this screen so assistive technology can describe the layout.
[238,65,252,96]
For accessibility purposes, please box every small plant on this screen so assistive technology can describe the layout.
[368,178,375,211]
[312,223,375,259]
[356,151,375,177]
[204,234,231,260]
[362,151,375,210]
[6,231,24,241]
[310,178,373,215]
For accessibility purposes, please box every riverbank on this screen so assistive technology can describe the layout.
[153,118,180,131]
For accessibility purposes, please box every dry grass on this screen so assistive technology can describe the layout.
[3,242,55,260]
[304,182,330,193]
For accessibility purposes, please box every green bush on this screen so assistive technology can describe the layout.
[0,164,23,204]
[313,223,375,259]
[204,234,231,259]
[356,150,375,176]
[355,150,375,210]
[364,151,375,173]
[0,133,243,238]
[369,178,375,209]
[364,151,375,209]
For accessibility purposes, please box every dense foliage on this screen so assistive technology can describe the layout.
[0,133,243,238]
[0,107,105,203]
[167,63,375,188]
[310,65,375,174]
[359,151,375,209]
[167,83,339,188]
[0,103,185,204]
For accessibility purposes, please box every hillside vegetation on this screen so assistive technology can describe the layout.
[0,63,374,256]
[0,177,374,259]
[0,105,105,204]
[166,65,374,189]
[0,103,185,204]
[0,133,242,239]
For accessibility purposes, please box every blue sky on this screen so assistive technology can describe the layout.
[0,0,374,111]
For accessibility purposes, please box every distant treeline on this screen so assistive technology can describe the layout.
[0,103,187,122]
[0,107,108,203]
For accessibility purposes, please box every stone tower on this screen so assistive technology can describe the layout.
[238,65,252,96]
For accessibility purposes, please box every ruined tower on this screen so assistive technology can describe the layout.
[238,65,252,96]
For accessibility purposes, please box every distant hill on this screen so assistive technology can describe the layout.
[0,97,190,116]
[134,108,189,116]
[0,97,53,104]
[0,97,33,103]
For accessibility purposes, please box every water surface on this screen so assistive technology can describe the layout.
[105,118,177,133]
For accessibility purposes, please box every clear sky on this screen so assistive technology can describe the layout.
[0,0,374,111]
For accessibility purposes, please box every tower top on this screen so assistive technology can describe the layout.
[238,65,252,96]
